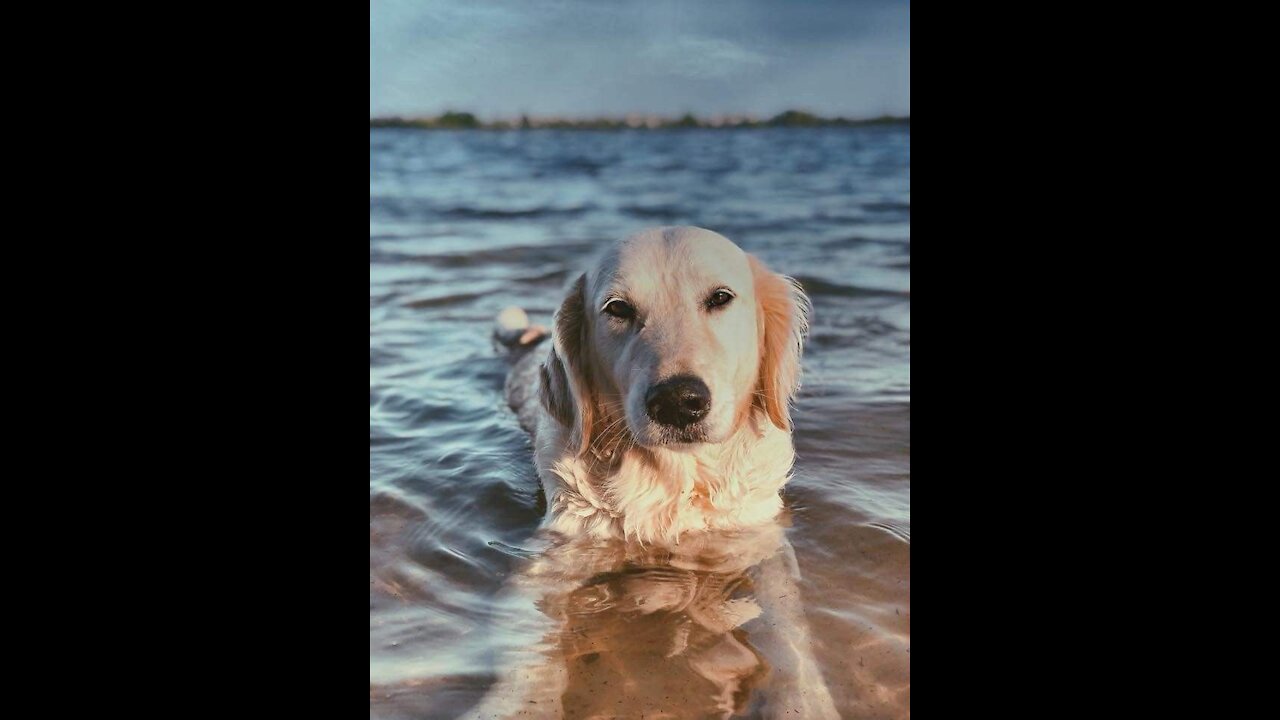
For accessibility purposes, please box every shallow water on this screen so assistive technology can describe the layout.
[370,127,910,718]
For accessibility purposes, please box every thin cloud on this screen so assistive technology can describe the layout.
[642,36,770,80]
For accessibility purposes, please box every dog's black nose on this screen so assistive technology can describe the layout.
[645,375,711,428]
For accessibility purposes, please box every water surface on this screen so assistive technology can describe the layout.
[370,126,910,718]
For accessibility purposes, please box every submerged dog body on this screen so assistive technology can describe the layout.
[509,227,811,544]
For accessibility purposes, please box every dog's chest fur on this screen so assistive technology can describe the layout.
[533,409,794,544]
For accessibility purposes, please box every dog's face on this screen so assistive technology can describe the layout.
[541,227,809,453]
[592,229,761,446]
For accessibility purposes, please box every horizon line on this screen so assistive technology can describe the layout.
[370,109,909,130]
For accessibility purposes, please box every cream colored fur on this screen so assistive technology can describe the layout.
[538,410,793,543]
[527,226,810,545]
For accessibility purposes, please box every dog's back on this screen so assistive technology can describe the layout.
[494,306,551,435]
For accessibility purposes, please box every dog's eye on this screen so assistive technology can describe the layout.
[706,289,735,309]
[602,299,636,320]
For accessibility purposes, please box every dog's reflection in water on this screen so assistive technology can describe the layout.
[465,522,836,720]
[558,559,768,717]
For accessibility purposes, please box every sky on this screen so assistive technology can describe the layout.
[370,0,909,120]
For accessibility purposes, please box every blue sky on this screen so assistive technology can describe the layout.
[370,0,910,119]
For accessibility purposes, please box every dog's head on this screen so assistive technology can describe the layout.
[541,227,809,454]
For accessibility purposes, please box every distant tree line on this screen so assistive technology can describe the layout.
[369,110,909,130]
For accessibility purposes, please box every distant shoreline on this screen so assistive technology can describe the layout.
[369,110,909,131]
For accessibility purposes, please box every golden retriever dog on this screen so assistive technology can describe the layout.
[468,227,837,719]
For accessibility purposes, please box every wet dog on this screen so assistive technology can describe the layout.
[469,227,837,719]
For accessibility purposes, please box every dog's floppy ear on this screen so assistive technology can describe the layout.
[540,273,597,455]
[749,255,811,431]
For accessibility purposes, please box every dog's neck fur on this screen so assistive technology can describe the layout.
[535,407,793,544]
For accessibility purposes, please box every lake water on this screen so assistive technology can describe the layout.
[370,126,910,719]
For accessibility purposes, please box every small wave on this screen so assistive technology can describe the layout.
[861,201,911,213]
[513,267,572,285]
[867,521,911,543]
[620,204,690,219]
[793,276,909,299]
[369,228,460,242]
[370,346,406,368]
[820,235,910,249]
[369,290,402,306]
[375,241,596,269]
[370,486,430,519]
[437,204,595,220]
[370,196,596,221]
[808,317,902,350]
[540,156,614,175]
[402,291,488,309]
[486,541,543,559]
